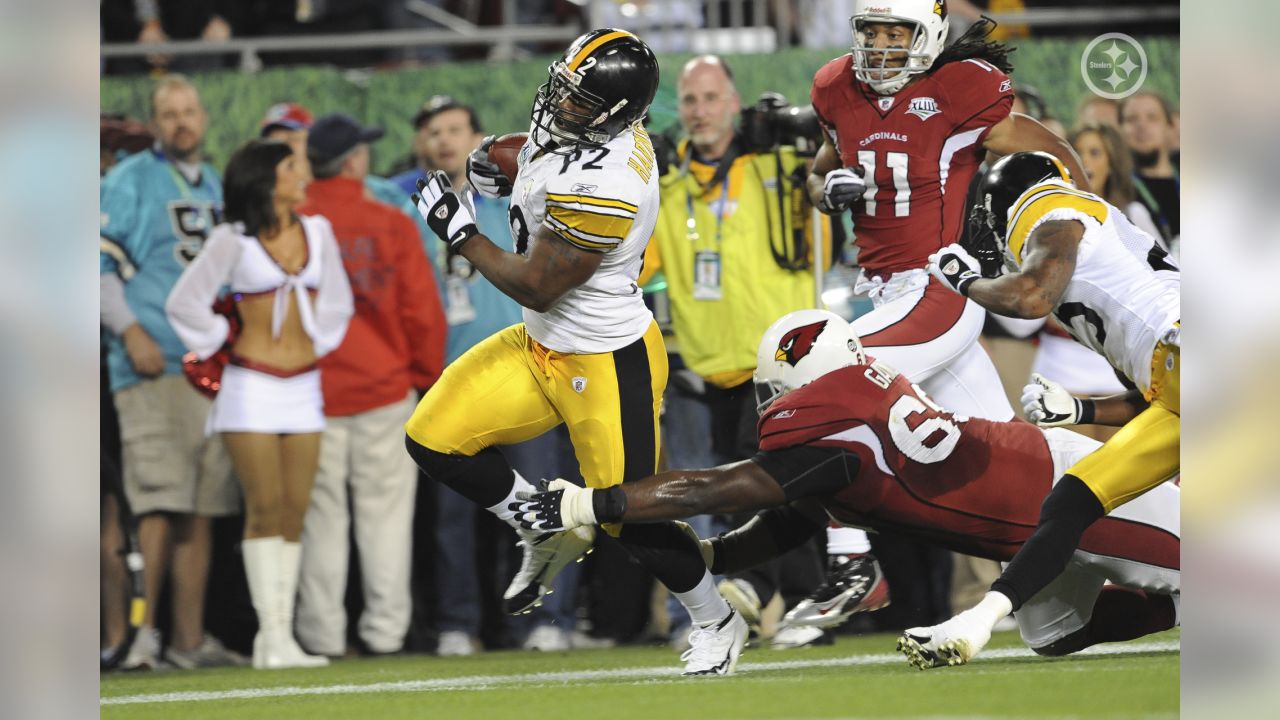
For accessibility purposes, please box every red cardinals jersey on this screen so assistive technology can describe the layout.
[811,56,1013,277]
[756,361,1177,569]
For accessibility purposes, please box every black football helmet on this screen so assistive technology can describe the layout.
[530,29,659,150]
[968,151,1073,267]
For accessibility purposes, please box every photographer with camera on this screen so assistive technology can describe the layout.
[641,56,883,650]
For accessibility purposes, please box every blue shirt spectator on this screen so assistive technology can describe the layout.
[100,146,221,391]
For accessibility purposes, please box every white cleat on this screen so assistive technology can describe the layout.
[897,609,995,670]
[680,608,748,677]
[503,526,595,615]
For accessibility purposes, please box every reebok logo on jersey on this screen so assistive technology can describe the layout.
[572,377,588,393]
[1000,79,1012,93]
[774,409,797,419]
[570,183,598,194]
[907,97,940,121]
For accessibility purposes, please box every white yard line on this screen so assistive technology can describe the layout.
[101,639,1179,706]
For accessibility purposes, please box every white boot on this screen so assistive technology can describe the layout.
[243,536,288,669]
[279,541,329,667]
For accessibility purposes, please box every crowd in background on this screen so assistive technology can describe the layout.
[100,24,1179,669]
[99,1,1181,75]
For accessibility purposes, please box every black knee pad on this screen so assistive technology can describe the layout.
[616,521,706,594]
[404,435,513,508]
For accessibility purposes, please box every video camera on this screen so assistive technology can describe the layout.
[739,92,823,156]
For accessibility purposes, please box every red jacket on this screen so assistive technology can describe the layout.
[300,177,445,417]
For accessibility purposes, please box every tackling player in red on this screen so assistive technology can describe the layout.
[794,0,1095,620]
[511,310,1179,659]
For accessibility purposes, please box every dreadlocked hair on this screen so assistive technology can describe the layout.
[930,17,1015,74]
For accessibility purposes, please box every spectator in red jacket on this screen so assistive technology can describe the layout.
[294,113,447,656]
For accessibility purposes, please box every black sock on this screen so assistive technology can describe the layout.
[405,434,514,508]
[991,475,1105,612]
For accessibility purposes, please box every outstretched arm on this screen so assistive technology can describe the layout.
[983,112,1092,193]
[932,219,1083,319]
[965,220,1081,318]
[601,461,787,523]
[510,461,787,534]
[511,445,860,533]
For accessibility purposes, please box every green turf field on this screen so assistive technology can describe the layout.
[101,629,1179,719]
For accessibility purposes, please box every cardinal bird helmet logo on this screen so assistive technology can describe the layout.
[775,320,828,366]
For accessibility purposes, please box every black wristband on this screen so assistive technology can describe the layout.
[591,485,627,523]
[956,274,978,296]
[1075,398,1096,425]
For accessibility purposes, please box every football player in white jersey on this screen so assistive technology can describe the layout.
[903,151,1180,669]
[408,29,748,675]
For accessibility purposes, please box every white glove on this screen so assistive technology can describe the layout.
[816,166,866,214]
[928,243,983,296]
[466,136,512,198]
[1021,373,1088,427]
[509,478,597,532]
[413,171,480,253]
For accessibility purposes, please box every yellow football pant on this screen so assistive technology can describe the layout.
[405,321,667,523]
[1072,336,1180,512]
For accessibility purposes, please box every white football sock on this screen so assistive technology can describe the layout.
[969,590,1014,627]
[487,470,538,527]
[674,570,732,627]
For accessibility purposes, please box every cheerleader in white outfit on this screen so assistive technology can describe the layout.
[167,140,353,669]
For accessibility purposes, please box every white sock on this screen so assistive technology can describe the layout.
[674,570,731,627]
[969,590,1014,626]
[826,526,871,555]
[487,470,538,527]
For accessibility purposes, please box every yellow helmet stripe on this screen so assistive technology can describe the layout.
[1048,155,1071,183]
[566,30,635,72]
